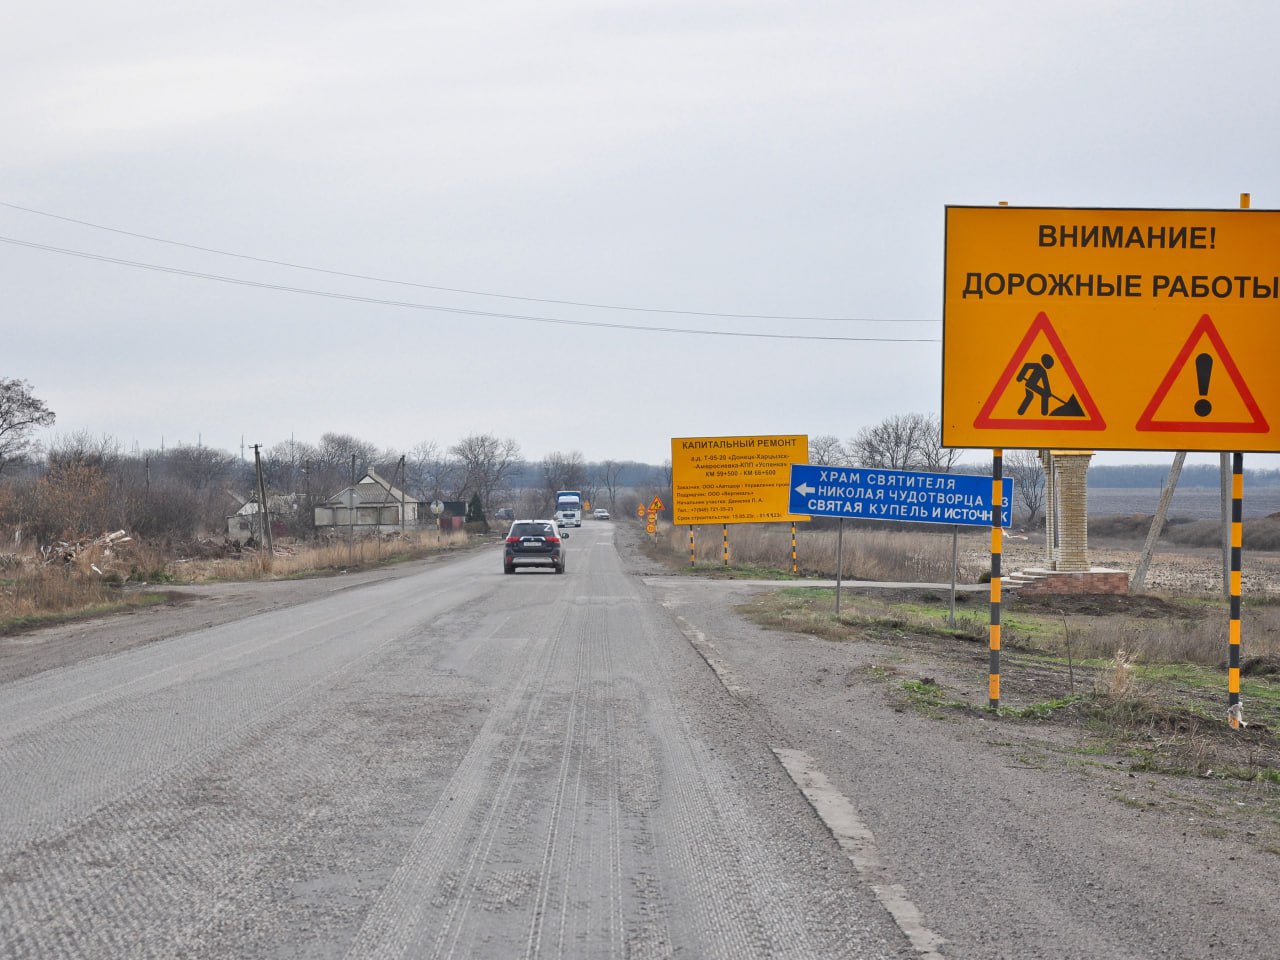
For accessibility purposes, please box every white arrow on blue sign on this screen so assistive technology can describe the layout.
[788,464,1014,528]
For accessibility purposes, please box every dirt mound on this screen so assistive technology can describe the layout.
[1008,591,1195,618]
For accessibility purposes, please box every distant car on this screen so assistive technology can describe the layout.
[503,519,567,574]
[594,508,610,520]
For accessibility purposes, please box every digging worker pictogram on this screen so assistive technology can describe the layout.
[1015,353,1085,417]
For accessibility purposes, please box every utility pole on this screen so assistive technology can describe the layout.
[349,454,357,566]
[398,455,407,536]
[252,444,274,553]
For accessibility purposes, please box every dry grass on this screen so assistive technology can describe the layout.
[1040,600,1280,667]
[1,562,161,626]
[0,529,475,628]
[168,530,473,582]
[670,522,989,583]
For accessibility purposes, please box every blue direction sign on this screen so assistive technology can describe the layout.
[788,464,1013,527]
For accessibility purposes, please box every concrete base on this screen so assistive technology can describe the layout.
[1005,567,1130,596]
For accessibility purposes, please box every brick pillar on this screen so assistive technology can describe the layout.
[1039,449,1055,570]
[1053,452,1093,572]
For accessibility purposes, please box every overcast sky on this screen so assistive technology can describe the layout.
[4,0,1277,470]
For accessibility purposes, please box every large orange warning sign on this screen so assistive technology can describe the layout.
[943,205,1280,452]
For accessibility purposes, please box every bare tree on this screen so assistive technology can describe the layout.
[161,444,238,492]
[0,378,55,477]
[808,434,848,466]
[539,451,588,515]
[914,413,963,473]
[407,440,458,500]
[848,412,958,472]
[848,413,929,469]
[595,459,626,512]
[312,432,379,494]
[264,437,318,493]
[1004,448,1047,526]
[47,430,122,472]
[450,434,521,518]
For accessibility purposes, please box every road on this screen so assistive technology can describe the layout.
[0,526,911,959]
[5,522,1280,959]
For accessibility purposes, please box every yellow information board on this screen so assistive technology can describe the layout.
[943,206,1280,452]
[671,435,810,525]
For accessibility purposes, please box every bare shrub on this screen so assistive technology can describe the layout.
[1061,606,1280,667]
[1100,650,1137,698]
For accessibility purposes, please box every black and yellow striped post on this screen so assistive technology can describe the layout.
[989,449,1003,710]
[722,524,730,566]
[1228,452,1244,729]
[791,522,798,575]
[689,526,696,567]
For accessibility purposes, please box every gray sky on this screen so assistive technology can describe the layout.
[5,0,1277,469]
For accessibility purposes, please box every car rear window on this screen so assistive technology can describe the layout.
[511,522,554,537]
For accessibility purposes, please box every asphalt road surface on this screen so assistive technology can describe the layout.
[0,527,910,959]
[4,522,1279,958]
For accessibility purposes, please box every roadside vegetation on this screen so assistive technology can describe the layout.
[659,521,989,583]
[0,529,473,634]
[741,584,1280,787]
[637,515,1280,791]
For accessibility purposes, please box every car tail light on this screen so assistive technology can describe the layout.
[544,536,560,544]
[505,536,519,544]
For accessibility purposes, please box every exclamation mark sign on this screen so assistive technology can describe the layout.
[1194,352,1213,417]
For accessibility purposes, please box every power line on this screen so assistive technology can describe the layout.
[0,199,935,325]
[0,236,940,342]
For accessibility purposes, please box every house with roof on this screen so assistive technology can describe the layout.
[314,469,421,534]
[225,491,299,543]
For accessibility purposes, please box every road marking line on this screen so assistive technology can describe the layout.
[773,747,948,959]
[667,612,746,694]
[661,601,947,956]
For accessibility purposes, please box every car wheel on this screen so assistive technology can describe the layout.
[555,561,565,574]
[504,563,514,574]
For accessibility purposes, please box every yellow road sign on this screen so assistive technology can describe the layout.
[943,206,1280,452]
[649,496,665,512]
[671,434,810,525]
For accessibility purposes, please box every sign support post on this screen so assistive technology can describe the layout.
[835,518,844,616]
[950,526,958,628]
[989,450,1003,710]
[1228,452,1244,728]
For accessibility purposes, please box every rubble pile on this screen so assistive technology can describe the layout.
[172,537,248,561]
[39,530,136,573]
[170,538,297,561]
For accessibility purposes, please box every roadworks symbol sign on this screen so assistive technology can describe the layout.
[974,312,1106,432]
[1135,314,1268,434]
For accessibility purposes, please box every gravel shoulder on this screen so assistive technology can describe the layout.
[616,522,1280,959]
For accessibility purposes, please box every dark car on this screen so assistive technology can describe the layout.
[503,520,567,574]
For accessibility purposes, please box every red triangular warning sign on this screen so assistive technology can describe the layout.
[1135,314,1268,433]
[974,312,1106,431]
